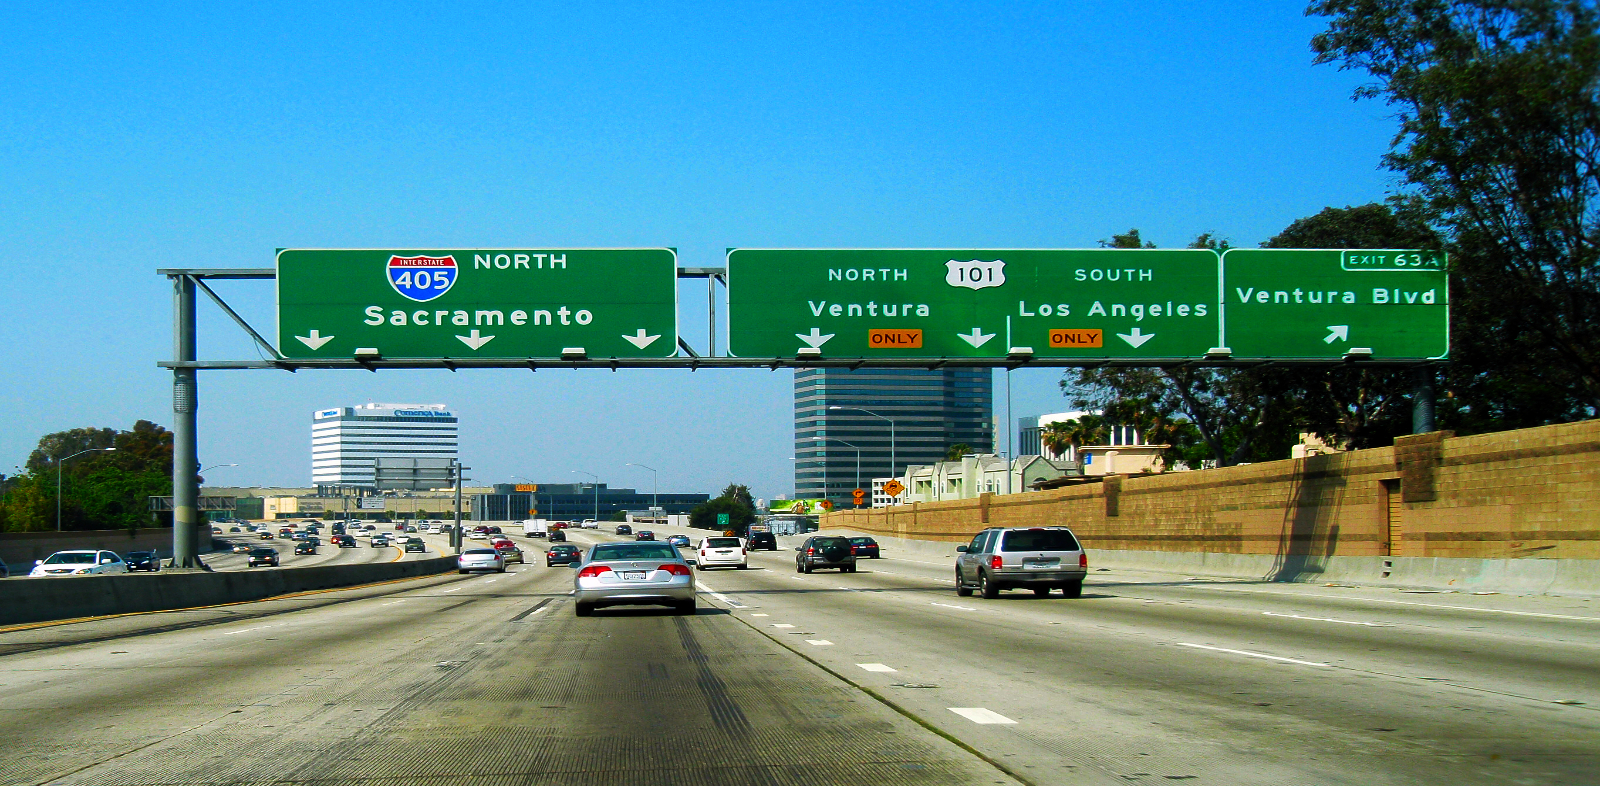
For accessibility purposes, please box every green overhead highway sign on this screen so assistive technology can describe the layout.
[277,249,678,360]
[727,249,1222,359]
[1221,249,1449,360]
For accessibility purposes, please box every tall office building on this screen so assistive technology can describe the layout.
[795,368,993,502]
[311,403,459,490]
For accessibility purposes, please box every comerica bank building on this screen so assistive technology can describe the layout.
[312,403,459,491]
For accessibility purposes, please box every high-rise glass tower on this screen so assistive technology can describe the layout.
[794,368,993,503]
[311,403,458,491]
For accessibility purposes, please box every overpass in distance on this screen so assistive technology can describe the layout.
[3,524,1595,785]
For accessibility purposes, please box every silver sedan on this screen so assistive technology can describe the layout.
[457,547,505,574]
[571,542,695,616]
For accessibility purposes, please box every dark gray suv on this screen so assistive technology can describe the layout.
[955,526,1087,598]
[796,536,856,573]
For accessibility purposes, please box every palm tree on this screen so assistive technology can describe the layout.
[1041,416,1106,461]
[945,443,974,461]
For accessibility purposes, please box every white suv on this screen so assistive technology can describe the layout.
[30,550,129,577]
[696,537,748,570]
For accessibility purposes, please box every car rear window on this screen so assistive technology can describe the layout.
[592,544,677,561]
[849,537,875,545]
[813,537,850,548]
[463,548,498,556]
[705,538,741,548]
[1000,529,1081,552]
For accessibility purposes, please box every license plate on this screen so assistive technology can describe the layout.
[1025,559,1059,569]
[621,570,647,580]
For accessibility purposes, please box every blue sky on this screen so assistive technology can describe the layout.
[0,2,1397,502]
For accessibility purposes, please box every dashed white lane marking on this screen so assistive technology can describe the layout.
[806,640,834,646]
[692,580,745,608]
[222,625,280,636]
[930,602,975,611]
[1177,642,1331,668]
[949,707,1016,724]
[1192,585,1600,622]
[482,579,496,583]
[772,624,796,629]
[379,600,407,607]
[750,613,769,617]
[1264,611,1390,627]
[442,587,463,593]
[857,663,897,672]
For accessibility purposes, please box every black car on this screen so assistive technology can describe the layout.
[404,539,427,553]
[294,541,317,555]
[747,532,778,551]
[125,550,162,572]
[615,524,633,536]
[796,536,856,573]
[548,529,567,543]
[487,526,502,535]
[849,536,881,559]
[0,556,10,578]
[246,547,280,567]
[635,530,656,541]
[333,534,357,548]
[330,523,346,536]
[545,544,581,566]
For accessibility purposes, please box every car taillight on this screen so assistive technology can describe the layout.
[658,564,692,576]
[1080,552,1088,569]
[806,547,815,555]
[577,565,612,578]
[990,555,1003,569]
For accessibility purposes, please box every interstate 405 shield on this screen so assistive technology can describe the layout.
[726,249,1222,359]
[276,249,679,359]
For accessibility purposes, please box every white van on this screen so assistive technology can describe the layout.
[522,519,549,538]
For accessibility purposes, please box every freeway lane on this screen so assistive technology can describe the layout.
[0,538,1017,786]
[673,536,1600,785]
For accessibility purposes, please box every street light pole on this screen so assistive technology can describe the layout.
[572,470,599,523]
[626,463,658,518]
[56,448,116,532]
[197,463,239,529]
[827,405,895,483]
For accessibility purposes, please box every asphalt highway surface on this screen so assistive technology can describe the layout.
[3,525,1596,785]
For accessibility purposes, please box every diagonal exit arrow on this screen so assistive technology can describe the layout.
[957,328,995,348]
[295,329,335,350]
[456,330,495,350]
[1324,325,1349,344]
[622,329,660,349]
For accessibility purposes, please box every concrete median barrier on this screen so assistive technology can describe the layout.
[1,556,459,627]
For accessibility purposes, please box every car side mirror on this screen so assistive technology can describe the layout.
[956,545,968,552]
[794,546,803,551]
[34,559,43,566]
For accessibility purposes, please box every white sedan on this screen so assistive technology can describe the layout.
[30,550,129,577]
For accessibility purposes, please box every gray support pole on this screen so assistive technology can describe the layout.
[451,459,462,555]
[1412,365,1436,434]
[171,275,201,567]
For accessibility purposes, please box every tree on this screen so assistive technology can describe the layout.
[944,443,974,461]
[2,421,174,532]
[1100,229,1156,249]
[1040,415,1106,460]
[689,484,758,534]
[1309,0,1600,414]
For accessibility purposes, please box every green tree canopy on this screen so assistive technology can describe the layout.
[689,484,758,534]
[3,421,174,532]
[1310,0,1600,414]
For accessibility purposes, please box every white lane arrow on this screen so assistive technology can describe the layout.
[1324,325,1350,344]
[796,328,834,349]
[295,329,335,350]
[1117,327,1155,348]
[456,330,496,350]
[622,329,660,349]
[957,328,996,348]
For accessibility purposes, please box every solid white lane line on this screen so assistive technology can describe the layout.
[1192,585,1600,622]
[1177,642,1332,667]
[1264,611,1390,627]
[857,663,898,672]
[806,640,834,646]
[949,707,1016,724]
[772,623,796,629]
[930,602,975,611]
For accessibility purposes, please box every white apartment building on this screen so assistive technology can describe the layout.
[311,403,458,489]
